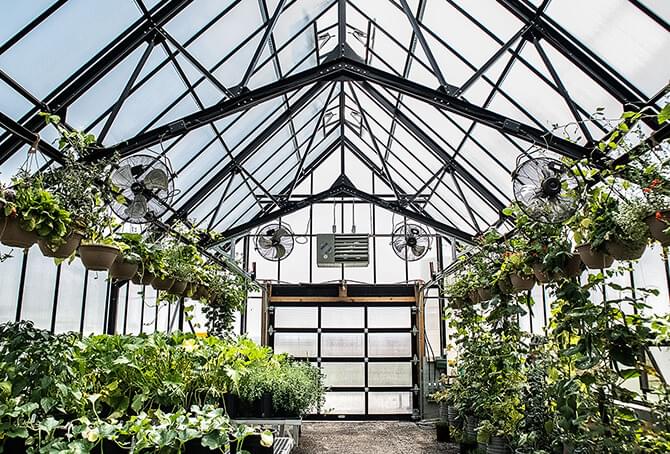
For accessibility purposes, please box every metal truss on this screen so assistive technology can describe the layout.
[0,0,666,252]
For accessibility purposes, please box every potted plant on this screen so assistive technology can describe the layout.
[0,177,71,251]
[498,250,535,292]
[570,187,616,269]
[78,210,120,271]
[605,198,649,260]
[108,233,142,281]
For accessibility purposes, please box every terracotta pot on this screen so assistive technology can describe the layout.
[197,285,210,301]
[109,257,139,281]
[152,276,175,291]
[448,297,466,309]
[606,239,646,261]
[576,243,614,269]
[131,272,155,286]
[510,273,535,291]
[477,287,493,301]
[169,280,188,295]
[468,290,481,305]
[38,231,84,259]
[531,262,551,283]
[497,277,513,294]
[185,282,199,298]
[0,216,39,249]
[78,244,120,271]
[563,254,583,278]
[645,211,670,246]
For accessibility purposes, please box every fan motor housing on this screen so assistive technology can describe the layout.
[316,234,369,267]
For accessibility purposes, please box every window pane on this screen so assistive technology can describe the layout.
[54,261,86,333]
[274,332,317,357]
[274,306,318,328]
[321,362,365,387]
[368,392,413,414]
[368,306,411,328]
[321,307,364,329]
[322,392,365,415]
[368,362,413,387]
[368,333,412,357]
[20,250,57,329]
[321,333,365,357]
[0,249,23,323]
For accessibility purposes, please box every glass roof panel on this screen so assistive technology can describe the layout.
[545,0,670,95]
[0,0,140,99]
[0,0,666,241]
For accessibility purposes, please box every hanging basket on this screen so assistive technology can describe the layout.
[152,276,175,291]
[38,231,84,259]
[131,272,155,286]
[645,211,670,246]
[562,254,583,278]
[477,287,493,302]
[109,257,139,281]
[0,216,39,249]
[576,244,614,269]
[510,273,535,292]
[169,280,188,296]
[78,244,120,271]
[606,239,646,261]
[531,262,551,283]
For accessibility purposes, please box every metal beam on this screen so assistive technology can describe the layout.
[93,56,592,161]
[359,81,507,211]
[209,175,475,245]
[0,111,63,162]
[0,0,193,161]
[397,0,449,89]
[98,38,156,142]
[90,68,335,160]
[238,0,288,90]
[497,0,654,119]
[166,82,328,222]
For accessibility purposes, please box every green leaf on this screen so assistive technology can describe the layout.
[659,103,670,124]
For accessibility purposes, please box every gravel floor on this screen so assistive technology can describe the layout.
[292,421,459,454]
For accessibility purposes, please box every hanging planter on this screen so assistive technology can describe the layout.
[497,277,514,294]
[184,282,198,299]
[531,262,551,283]
[131,272,155,286]
[194,285,210,300]
[0,216,39,249]
[468,290,481,305]
[109,257,139,281]
[562,253,583,278]
[510,273,535,291]
[645,211,670,246]
[152,276,175,291]
[169,280,188,295]
[78,243,120,271]
[575,244,614,269]
[606,239,646,261]
[477,287,493,302]
[38,230,84,259]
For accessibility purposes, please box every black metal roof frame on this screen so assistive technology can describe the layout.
[0,0,667,248]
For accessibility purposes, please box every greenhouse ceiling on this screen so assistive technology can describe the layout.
[1,0,669,247]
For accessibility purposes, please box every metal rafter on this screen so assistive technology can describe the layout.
[0,0,194,161]
[208,175,475,245]
[165,82,328,223]
[238,0,288,91]
[496,0,657,123]
[90,57,592,161]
